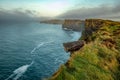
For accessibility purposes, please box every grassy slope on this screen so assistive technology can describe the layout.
[50,19,120,80]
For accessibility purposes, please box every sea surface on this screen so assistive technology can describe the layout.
[0,22,81,80]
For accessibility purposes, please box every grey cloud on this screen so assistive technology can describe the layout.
[25,10,37,15]
[0,9,42,23]
[57,1,120,21]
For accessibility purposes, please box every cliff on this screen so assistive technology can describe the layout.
[62,19,84,31]
[49,19,120,80]
[63,41,84,52]
[40,19,64,24]
[40,19,84,31]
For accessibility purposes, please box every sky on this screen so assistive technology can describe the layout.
[0,0,120,22]
[0,0,78,17]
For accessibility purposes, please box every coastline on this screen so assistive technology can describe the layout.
[49,19,120,80]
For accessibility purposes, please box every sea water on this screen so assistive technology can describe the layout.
[0,23,81,80]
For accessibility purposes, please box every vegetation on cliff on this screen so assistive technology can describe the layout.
[49,19,120,80]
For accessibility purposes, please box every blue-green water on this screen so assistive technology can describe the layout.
[0,23,81,80]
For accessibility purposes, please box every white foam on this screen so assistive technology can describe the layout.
[54,58,59,64]
[54,58,64,64]
[31,43,44,54]
[5,74,15,80]
[31,41,53,54]
[71,32,81,41]
[5,41,53,80]
[5,61,34,80]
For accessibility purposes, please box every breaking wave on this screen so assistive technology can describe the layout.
[71,32,81,41]
[5,41,53,80]
[5,61,34,80]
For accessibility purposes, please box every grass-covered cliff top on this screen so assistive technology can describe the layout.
[49,19,120,80]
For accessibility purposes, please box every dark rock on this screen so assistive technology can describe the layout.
[62,19,84,31]
[63,40,84,52]
[84,19,104,35]
[81,19,105,42]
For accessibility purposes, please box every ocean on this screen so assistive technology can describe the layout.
[0,22,81,80]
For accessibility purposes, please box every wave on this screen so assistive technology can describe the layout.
[54,58,64,64]
[31,43,45,54]
[71,32,81,41]
[31,41,53,54]
[5,61,34,80]
[5,41,53,80]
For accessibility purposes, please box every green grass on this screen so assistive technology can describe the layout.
[50,19,120,80]
[50,42,118,80]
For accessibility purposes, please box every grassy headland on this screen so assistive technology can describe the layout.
[49,19,120,80]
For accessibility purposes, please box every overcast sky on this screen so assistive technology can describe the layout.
[0,0,120,21]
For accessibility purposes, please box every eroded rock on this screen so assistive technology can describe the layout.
[63,40,84,52]
[62,19,84,31]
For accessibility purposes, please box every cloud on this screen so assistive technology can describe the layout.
[0,8,47,23]
[57,1,120,21]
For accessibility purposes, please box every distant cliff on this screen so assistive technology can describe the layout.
[62,19,84,31]
[40,19,84,31]
[40,19,64,24]
[49,19,120,80]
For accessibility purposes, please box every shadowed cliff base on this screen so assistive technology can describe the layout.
[49,19,120,80]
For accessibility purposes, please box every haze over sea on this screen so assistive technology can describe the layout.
[0,22,81,80]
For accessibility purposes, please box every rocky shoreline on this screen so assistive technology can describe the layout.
[49,19,120,80]
[40,19,84,31]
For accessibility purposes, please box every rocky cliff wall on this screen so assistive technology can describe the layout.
[62,19,84,31]
[40,20,64,24]
[49,19,120,80]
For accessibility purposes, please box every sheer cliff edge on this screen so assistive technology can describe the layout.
[49,19,120,80]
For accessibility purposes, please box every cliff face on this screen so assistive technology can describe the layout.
[40,19,85,31]
[62,20,84,31]
[49,19,120,80]
[40,19,64,24]
[82,19,120,42]
[63,41,84,52]
[83,19,104,38]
